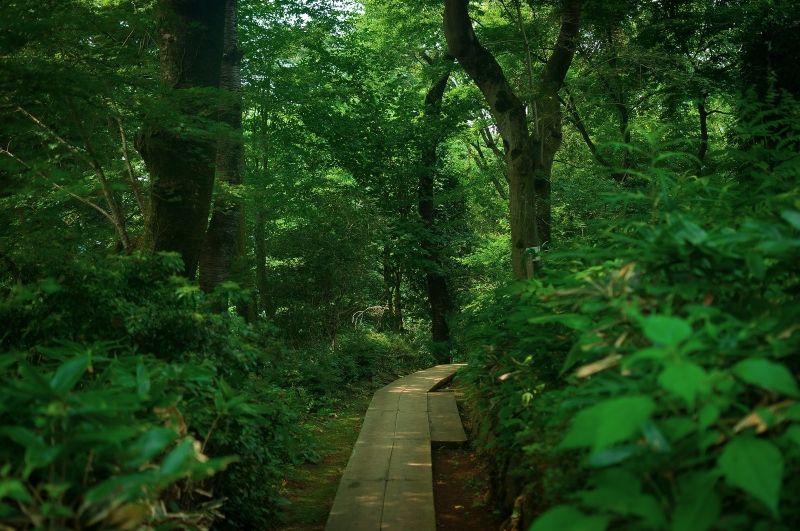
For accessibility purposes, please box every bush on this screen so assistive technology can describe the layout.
[279,330,436,408]
[1,252,211,357]
[460,99,800,530]
[0,342,232,529]
[0,253,312,529]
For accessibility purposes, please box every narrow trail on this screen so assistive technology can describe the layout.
[325,364,467,531]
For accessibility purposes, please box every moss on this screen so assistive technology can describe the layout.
[277,392,372,529]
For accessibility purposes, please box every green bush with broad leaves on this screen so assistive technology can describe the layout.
[0,253,315,529]
[1,251,437,529]
[461,96,800,531]
[0,342,233,529]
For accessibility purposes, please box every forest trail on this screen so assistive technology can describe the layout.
[325,364,467,531]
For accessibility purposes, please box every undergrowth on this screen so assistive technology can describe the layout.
[0,252,432,529]
[458,95,800,531]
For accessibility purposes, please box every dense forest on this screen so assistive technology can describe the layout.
[1,0,799,529]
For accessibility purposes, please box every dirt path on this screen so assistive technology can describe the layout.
[433,385,502,531]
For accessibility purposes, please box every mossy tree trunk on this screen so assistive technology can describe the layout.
[136,0,226,278]
[200,0,244,294]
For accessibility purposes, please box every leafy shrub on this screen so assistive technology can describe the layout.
[461,98,800,530]
[0,342,232,529]
[1,252,211,358]
[279,330,436,407]
[0,253,313,529]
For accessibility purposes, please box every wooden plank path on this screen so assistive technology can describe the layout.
[325,364,467,531]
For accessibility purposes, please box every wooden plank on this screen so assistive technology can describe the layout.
[326,478,385,531]
[388,437,431,481]
[427,392,467,443]
[381,478,435,531]
[325,364,465,531]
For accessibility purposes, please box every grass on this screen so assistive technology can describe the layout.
[277,391,373,530]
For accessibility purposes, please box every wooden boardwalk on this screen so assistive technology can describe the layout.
[325,364,467,531]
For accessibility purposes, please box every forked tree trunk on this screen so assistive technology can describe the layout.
[200,0,244,293]
[419,57,454,344]
[443,0,580,278]
[136,0,226,278]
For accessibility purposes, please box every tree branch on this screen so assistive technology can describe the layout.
[541,0,582,88]
[114,115,148,221]
[443,0,528,145]
[0,147,114,223]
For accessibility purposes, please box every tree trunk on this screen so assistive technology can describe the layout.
[382,245,404,332]
[382,245,394,331]
[200,0,244,293]
[136,0,226,278]
[393,266,404,332]
[443,0,580,278]
[254,203,270,316]
[419,57,454,345]
[698,96,709,164]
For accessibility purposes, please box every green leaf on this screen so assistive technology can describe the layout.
[561,396,656,451]
[624,347,667,368]
[129,428,177,468]
[661,417,695,442]
[24,444,60,479]
[698,404,720,430]
[530,313,592,331]
[658,362,708,407]
[745,253,766,278]
[785,425,800,446]
[671,472,720,531]
[642,315,692,347]
[136,362,151,397]
[39,277,61,294]
[732,358,799,397]
[780,210,800,230]
[50,355,89,394]
[158,439,195,478]
[587,446,638,467]
[85,472,152,505]
[0,426,41,447]
[580,469,666,528]
[718,436,782,516]
[529,505,608,531]
[642,420,671,452]
[0,479,32,502]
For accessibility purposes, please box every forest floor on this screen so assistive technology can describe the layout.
[276,391,372,530]
[433,382,503,531]
[276,378,502,531]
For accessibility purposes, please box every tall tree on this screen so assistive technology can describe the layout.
[136,0,226,278]
[200,0,244,293]
[418,55,454,346]
[444,0,581,278]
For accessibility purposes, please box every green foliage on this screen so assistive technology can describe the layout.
[0,342,232,529]
[280,331,435,408]
[460,96,800,530]
[2,253,205,356]
[4,0,799,529]
[0,254,315,529]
